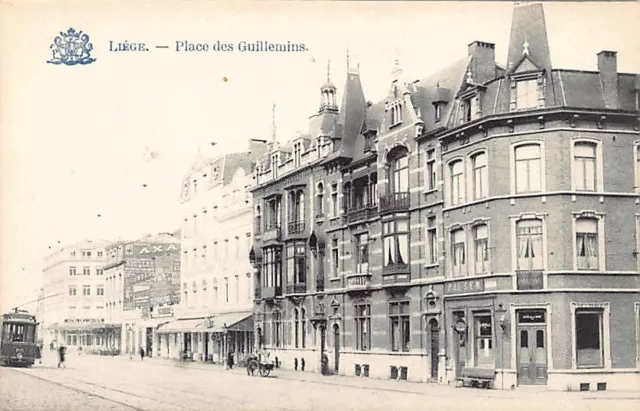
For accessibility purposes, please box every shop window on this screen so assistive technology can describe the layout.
[575,309,604,368]
[474,314,494,368]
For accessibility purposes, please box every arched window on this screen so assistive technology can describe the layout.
[255,205,262,235]
[316,183,324,217]
[471,152,488,200]
[515,144,542,193]
[389,147,409,194]
[451,228,466,277]
[294,309,299,348]
[301,308,307,348]
[449,160,464,205]
[573,142,597,191]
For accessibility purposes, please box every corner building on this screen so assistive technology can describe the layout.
[415,3,639,391]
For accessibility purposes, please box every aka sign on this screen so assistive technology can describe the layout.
[135,243,179,257]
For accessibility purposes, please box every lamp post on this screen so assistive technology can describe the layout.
[128,324,133,359]
[495,303,508,390]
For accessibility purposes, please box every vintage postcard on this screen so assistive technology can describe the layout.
[0,1,639,410]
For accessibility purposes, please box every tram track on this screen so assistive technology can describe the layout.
[11,363,302,411]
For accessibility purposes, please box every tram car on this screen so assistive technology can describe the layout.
[0,309,39,367]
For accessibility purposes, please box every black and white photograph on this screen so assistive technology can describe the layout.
[0,1,639,410]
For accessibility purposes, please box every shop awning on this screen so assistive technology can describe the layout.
[204,311,253,333]
[49,322,121,332]
[157,318,204,333]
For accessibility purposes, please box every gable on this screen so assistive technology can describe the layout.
[513,54,542,74]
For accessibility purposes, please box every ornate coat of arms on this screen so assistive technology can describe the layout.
[47,28,96,66]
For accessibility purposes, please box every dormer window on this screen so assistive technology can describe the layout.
[434,103,442,123]
[516,79,538,110]
[390,101,403,126]
[293,142,302,167]
[510,74,544,112]
[271,153,279,179]
[463,98,472,123]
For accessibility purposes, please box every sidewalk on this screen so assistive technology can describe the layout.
[99,354,639,401]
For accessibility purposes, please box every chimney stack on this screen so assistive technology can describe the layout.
[468,41,496,85]
[597,50,619,109]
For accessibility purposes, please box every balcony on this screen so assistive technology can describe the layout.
[263,226,281,242]
[287,221,305,235]
[285,283,307,295]
[379,192,409,214]
[516,269,544,290]
[261,286,282,301]
[345,272,372,293]
[382,263,411,287]
[345,204,376,224]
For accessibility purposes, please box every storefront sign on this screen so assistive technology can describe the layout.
[453,319,468,333]
[64,318,105,323]
[517,309,546,324]
[445,279,484,295]
[152,306,174,318]
[517,270,544,290]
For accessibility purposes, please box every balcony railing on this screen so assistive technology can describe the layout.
[287,221,305,235]
[516,269,544,291]
[379,192,409,213]
[263,225,281,242]
[344,204,376,224]
[346,272,372,289]
[285,283,307,295]
[382,263,411,286]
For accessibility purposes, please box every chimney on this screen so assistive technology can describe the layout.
[597,50,618,109]
[468,41,496,85]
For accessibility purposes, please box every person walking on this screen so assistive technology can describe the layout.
[57,345,66,368]
[36,343,42,364]
[139,347,145,361]
[227,351,234,370]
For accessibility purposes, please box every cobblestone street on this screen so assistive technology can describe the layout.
[1,353,638,411]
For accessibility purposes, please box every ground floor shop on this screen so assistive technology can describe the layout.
[47,321,121,354]
[444,289,640,391]
[157,311,254,365]
[254,285,639,390]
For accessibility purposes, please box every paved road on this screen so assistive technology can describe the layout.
[1,354,637,411]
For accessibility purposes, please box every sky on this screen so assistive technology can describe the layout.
[1,1,639,313]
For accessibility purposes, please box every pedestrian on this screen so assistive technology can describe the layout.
[36,344,42,364]
[57,345,66,368]
[227,351,234,369]
[139,347,145,361]
[49,341,54,352]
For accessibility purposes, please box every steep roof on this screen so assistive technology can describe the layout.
[506,2,552,72]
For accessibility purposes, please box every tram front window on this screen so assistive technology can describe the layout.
[3,323,27,342]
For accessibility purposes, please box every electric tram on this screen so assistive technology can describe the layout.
[0,309,39,367]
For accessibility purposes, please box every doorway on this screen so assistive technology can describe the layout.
[204,333,209,361]
[429,319,439,380]
[333,324,340,373]
[516,309,548,385]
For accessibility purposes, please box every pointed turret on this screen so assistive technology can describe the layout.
[339,63,367,143]
[506,2,552,72]
[320,59,338,113]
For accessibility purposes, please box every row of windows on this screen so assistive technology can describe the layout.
[181,274,251,306]
[445,140,606,207]
[182,234,252,267]
[69,285,104,296]
[69,267,104,276]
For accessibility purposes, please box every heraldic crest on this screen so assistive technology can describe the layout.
[47,28,96,66]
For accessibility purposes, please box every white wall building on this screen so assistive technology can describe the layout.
[42,240,116,351]
[158,141,267,364]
